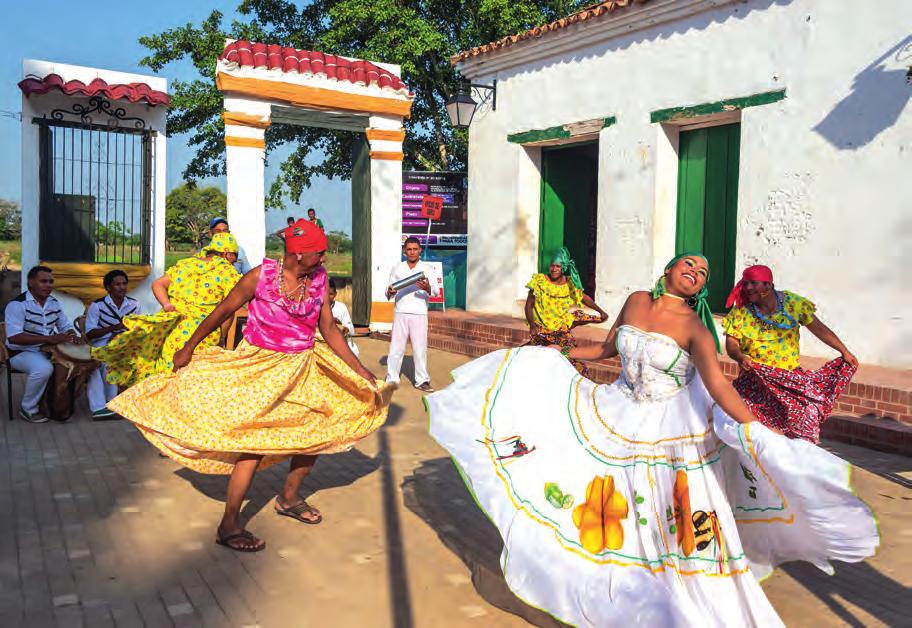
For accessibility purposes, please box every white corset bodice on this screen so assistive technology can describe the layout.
[615,325,694,401]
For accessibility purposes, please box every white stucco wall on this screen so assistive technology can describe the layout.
[20,59,167,319]
[460,0,912,368]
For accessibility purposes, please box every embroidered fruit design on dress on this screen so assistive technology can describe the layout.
[572,475,628,553]
[544,482,574,509]
[673,470,696,557]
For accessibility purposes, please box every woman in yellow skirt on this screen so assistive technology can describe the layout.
[93,232,241,386]
[108,220,391,552]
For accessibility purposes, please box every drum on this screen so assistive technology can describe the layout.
[40,343,99,421]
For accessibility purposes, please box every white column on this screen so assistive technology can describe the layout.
[366,115,404,331]
[224,122,267,264]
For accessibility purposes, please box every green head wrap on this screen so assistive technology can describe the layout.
[551,247,583,292]
[651,252,721,352]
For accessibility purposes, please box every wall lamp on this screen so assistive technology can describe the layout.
[445,80,497,129]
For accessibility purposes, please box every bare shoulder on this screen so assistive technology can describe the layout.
[625,291,653,308]
[685,316,715,352]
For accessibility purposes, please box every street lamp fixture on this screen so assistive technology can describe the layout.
[446,80,497,130]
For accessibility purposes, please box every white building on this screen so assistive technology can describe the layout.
[19,59,168,318]
[457,0,911,368]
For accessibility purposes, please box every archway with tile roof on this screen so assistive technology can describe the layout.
[216,40,414,328]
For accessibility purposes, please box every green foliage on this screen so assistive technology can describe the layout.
[325,229,352,254]
[165,183,227,248]
[139,1,590,208]
[0,199,21,240]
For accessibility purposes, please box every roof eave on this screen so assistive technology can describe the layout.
[454,0,737,78]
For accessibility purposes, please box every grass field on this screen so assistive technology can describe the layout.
[1,240,352,277]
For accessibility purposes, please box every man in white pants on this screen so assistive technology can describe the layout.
[85,269,140,419]
[385,237,439,392]
[4,266,79,423]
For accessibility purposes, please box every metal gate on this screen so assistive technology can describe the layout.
[34,96,154,265]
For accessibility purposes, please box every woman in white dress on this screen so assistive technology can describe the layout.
[425,253,878,627]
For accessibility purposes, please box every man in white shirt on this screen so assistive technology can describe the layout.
[84,270,141,420]
[385,237,439,391]
[209,217,252,274]
[4,265,78,423]
[328,278,358,357]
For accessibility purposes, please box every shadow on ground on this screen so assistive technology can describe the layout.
[780,561,911,627]
[401,457,568,628]
[175,447,383,524]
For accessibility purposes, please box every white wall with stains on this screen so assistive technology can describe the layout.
[459,0,912,367]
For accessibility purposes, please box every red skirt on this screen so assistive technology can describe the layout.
[733,357,856,443]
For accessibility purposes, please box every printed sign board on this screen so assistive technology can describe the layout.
[402,171,467,245]
[426,261,445,305]
[421,195,444,221]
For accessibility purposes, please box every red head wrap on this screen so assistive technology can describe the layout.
[725,265,774,309]
[284,219,328,254]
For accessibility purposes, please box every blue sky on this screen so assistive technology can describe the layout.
[0,0,352,235]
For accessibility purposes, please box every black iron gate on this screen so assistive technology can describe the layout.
[34,96,154,265]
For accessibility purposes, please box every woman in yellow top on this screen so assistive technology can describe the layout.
[721,265,857,443]
[93,232,242,386]
[525,247,607,376]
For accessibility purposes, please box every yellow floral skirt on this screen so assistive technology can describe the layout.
[92,311,221,387]
[107,340,392,474]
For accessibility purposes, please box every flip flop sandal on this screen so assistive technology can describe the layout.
[275,499,323,525]
[216,530,265,553]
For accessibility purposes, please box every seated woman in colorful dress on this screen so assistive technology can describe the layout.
[525,247,607,375]
[722,265,858,443]
[92,233,241,386]
[108,220,392,552]
[425,253,877,627]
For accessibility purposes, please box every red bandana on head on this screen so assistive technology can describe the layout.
[725,265,774,309]
[284,219,328,254]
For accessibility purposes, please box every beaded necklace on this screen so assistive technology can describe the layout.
[748,291,798,330]
[275,258,310,314]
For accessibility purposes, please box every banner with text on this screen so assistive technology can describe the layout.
[402,171,467,246]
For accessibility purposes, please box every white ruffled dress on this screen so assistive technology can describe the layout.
[425,325,878,627]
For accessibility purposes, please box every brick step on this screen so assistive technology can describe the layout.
[374,310,912,455]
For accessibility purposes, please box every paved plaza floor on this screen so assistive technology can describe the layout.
[1,339,909,627]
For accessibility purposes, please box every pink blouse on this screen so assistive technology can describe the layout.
[243,258,326,353]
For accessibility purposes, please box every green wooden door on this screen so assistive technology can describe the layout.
[676,123,740,311]
[539,143,598,293]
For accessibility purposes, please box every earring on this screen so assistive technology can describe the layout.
[686,296,698,308]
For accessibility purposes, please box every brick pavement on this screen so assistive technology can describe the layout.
[0,339,909,627]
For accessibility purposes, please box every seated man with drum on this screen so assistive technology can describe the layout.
[84,270,141,420]
[4,265,80,423]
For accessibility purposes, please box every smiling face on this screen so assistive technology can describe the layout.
[665,256,709,297]
[742,279,773,305]
[548,262,563,280]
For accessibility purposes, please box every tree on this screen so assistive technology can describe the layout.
[166,183,227,248]
[325,229,352,255]
[0,199,21,240]
[139,0,589,208]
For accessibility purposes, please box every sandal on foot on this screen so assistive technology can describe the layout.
[216,529,265,553]
[275,498,323,525]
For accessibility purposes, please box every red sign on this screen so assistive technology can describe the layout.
[421,195,444,221]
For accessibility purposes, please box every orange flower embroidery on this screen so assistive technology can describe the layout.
[572,475,628,553]
[673,470,696,556]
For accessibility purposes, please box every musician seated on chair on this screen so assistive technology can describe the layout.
[4,265,80,424]
[84,270,140,420]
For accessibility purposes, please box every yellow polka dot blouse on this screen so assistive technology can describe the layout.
[721,291,816,371]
